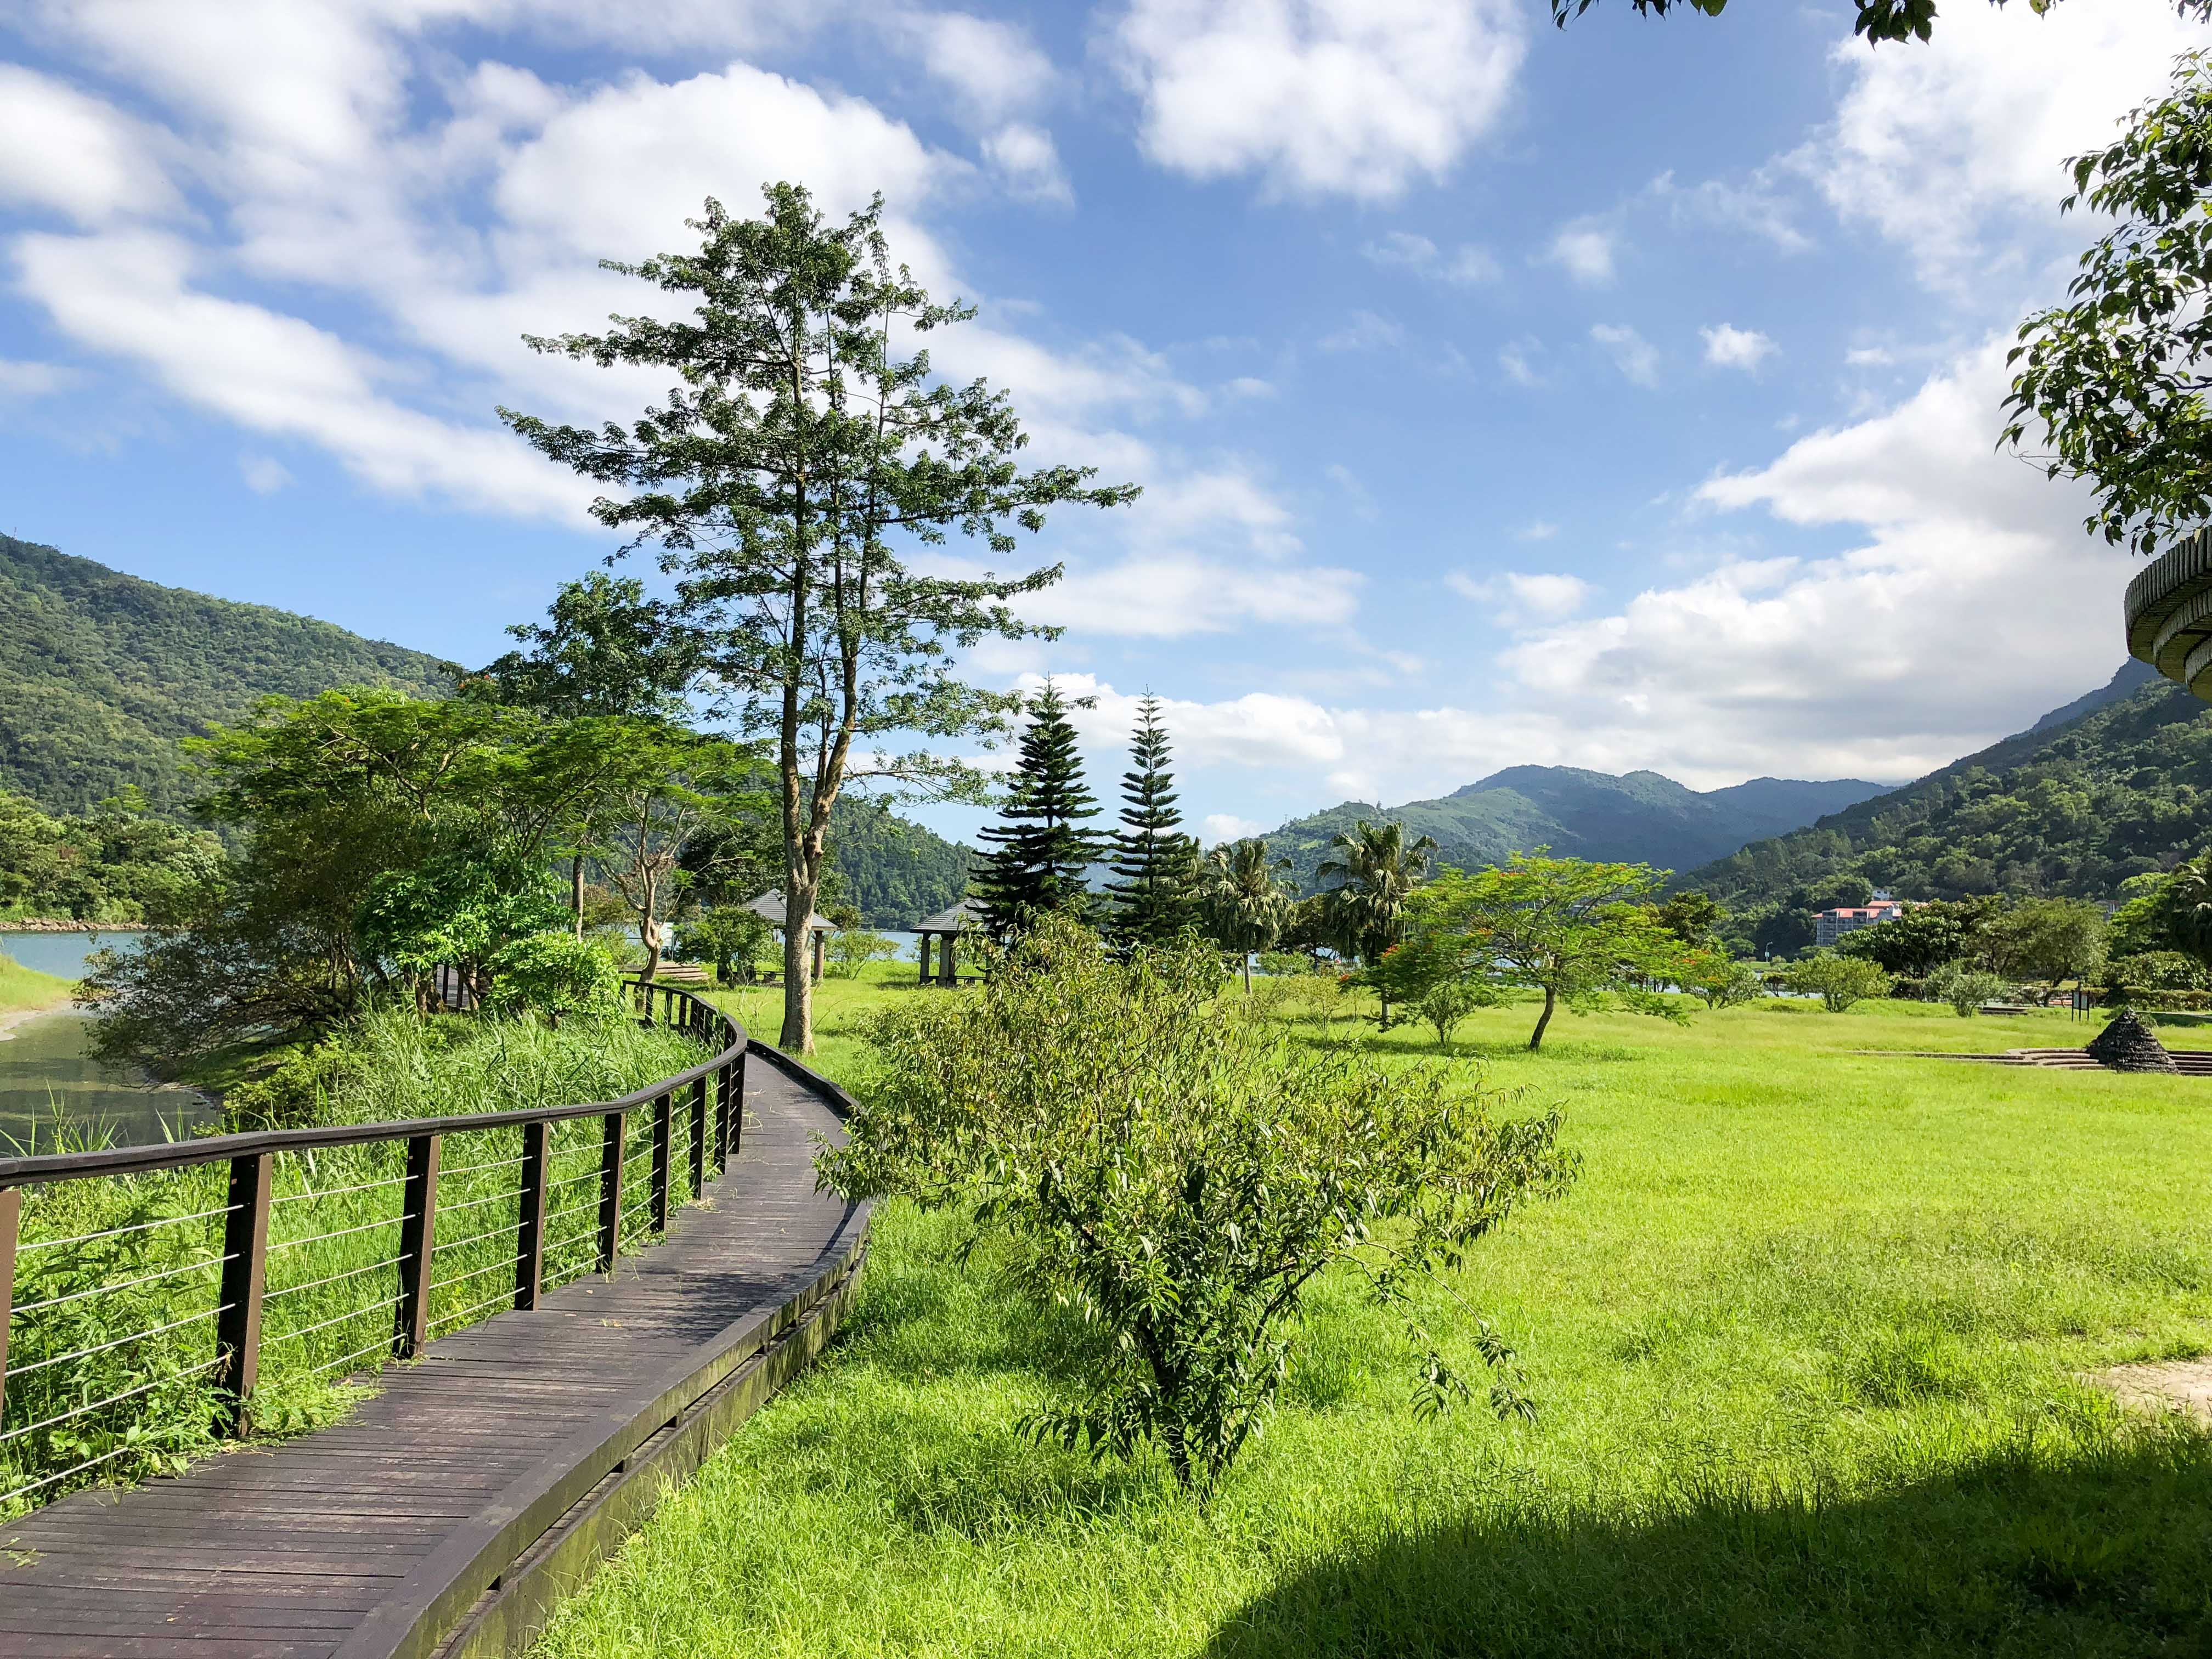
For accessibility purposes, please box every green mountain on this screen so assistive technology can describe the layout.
[0,534,974,929]
[0,535,453,815]
[1264,766,1888,891]
[1679,661,2205,908]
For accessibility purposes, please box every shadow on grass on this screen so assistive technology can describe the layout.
[1206,1428,2212,1658]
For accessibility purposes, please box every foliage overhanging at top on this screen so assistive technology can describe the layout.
[1552,0,2212,48]
[2006,50,2212,556]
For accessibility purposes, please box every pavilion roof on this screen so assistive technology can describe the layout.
[742,890,834,932]
[914,896,980,934]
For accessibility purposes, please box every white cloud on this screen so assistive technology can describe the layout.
[1702,323,1776,371]
[1515,520,1559,541]
[897,11,1058,125]
[0,66,181,225]
[1793,0,2199,287]
[1361,229,1500,285]
[982,122,1073,203]
[239,453,292,494]
[1202,812,1267,843]
[1319,309,1406,352]
[0,359,80,399]
[14,229,584,519]
[1447,568,1596,625]
[1647,168,1810,255]
[1498,336,1543,387]
[1545,218,1617,286]
[1590,323,1658,387]
[1031,553,1361,637]
[1110,0,1526,200]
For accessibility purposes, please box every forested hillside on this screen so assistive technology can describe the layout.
[827,797,974,929]
[1681,663,2212,908]
[0,536,452,814]
[1263,766,1885,891]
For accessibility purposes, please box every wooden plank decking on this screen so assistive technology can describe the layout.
[0,1052,865,1659]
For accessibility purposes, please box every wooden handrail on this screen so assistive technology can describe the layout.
[0,977,748,1471]
[0,978,743,1188]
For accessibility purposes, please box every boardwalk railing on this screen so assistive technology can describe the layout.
[0,978,744,1515]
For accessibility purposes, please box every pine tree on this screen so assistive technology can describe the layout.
[977,682,1104,936]
[1107,696,1201,952]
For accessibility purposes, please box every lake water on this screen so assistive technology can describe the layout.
[0,929,148,980]
[0,1009,215,1156]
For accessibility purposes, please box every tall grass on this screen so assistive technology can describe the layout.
[1,1007,711,1516]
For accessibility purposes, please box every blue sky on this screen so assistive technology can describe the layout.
[0,0,2192,844]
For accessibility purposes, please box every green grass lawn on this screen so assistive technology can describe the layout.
[539,977,2212,1657]
[0,949,72,1016]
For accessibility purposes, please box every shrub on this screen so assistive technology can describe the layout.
[2108,949,2207,991]
[484,930,623,1025]
[827,928,902,979]
[820,913,1576,1494]
[1784,952,1893,1012]
[1683,953,1765,1009]
[1411,976,1500,1048]
[1925,961,2007,1017]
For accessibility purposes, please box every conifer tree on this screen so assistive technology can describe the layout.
[977,682,1104,936]
[1107,696,1200,952]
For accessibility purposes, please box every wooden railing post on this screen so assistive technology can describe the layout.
[650,1091,673,1233]
[515,1120,550,1311]
[394,1134,439,1358]
[215,1152,272,1435]
[0,1186,18,1418]
[730,1048,748,1158]
[596,1110,625,1269]
[714,1061,732,1169]
[688,1077,707,1199]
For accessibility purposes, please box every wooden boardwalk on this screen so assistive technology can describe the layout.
[0,1053,865,1659]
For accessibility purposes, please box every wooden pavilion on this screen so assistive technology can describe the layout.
[913,896,980,985]
[743,890,834,982]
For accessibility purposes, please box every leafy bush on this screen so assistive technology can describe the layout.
[820,913,1576,1494]
[484,930,622,1024]
[1683,953,1765,1009]
[1784,952,1893,1012]
[2108,949,2207,991]
[1925,962,2007,1017]
[1411,976,1499,1048]
[828,928,902,979]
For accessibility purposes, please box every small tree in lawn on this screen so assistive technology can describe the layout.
[1316,819,1437,1026]
[975,682,1106,936]
[501,185,1136,1051]
[1106,696,1202,954]
[1203,837,1293,991]
[1787,951,1893,1012]
[1409,852,1697,1051]
[601,729,766,981]
[821,912,1576,1496]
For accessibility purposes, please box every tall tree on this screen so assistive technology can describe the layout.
[1106,696,1200,953]
[976,682,1105,936]
[2006,51,2212,557]
[1203,838,1293,991]
[500,185,1136,1050]
[1317,819,1437,1029]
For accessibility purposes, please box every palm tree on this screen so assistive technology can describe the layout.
[2170,851,2212,969]
[1316,819,1437,1025]
[1204,838,1293,991]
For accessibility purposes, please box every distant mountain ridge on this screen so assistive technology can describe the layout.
[1263,764,1889,892]
[1679,661,2212,907]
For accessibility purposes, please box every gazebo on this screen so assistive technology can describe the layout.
[743,890,834,983]
[2127,529,2212,699]
[912,897,980,986]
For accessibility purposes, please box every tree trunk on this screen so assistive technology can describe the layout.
[781,865,819,1052]
[1242,952,1252,993]
[1528,984,1556,1051]
[641,915,664,984]
[571,854,586,940]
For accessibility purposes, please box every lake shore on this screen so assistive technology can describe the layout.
[0,919,166,932]
[0,992,76,1038]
